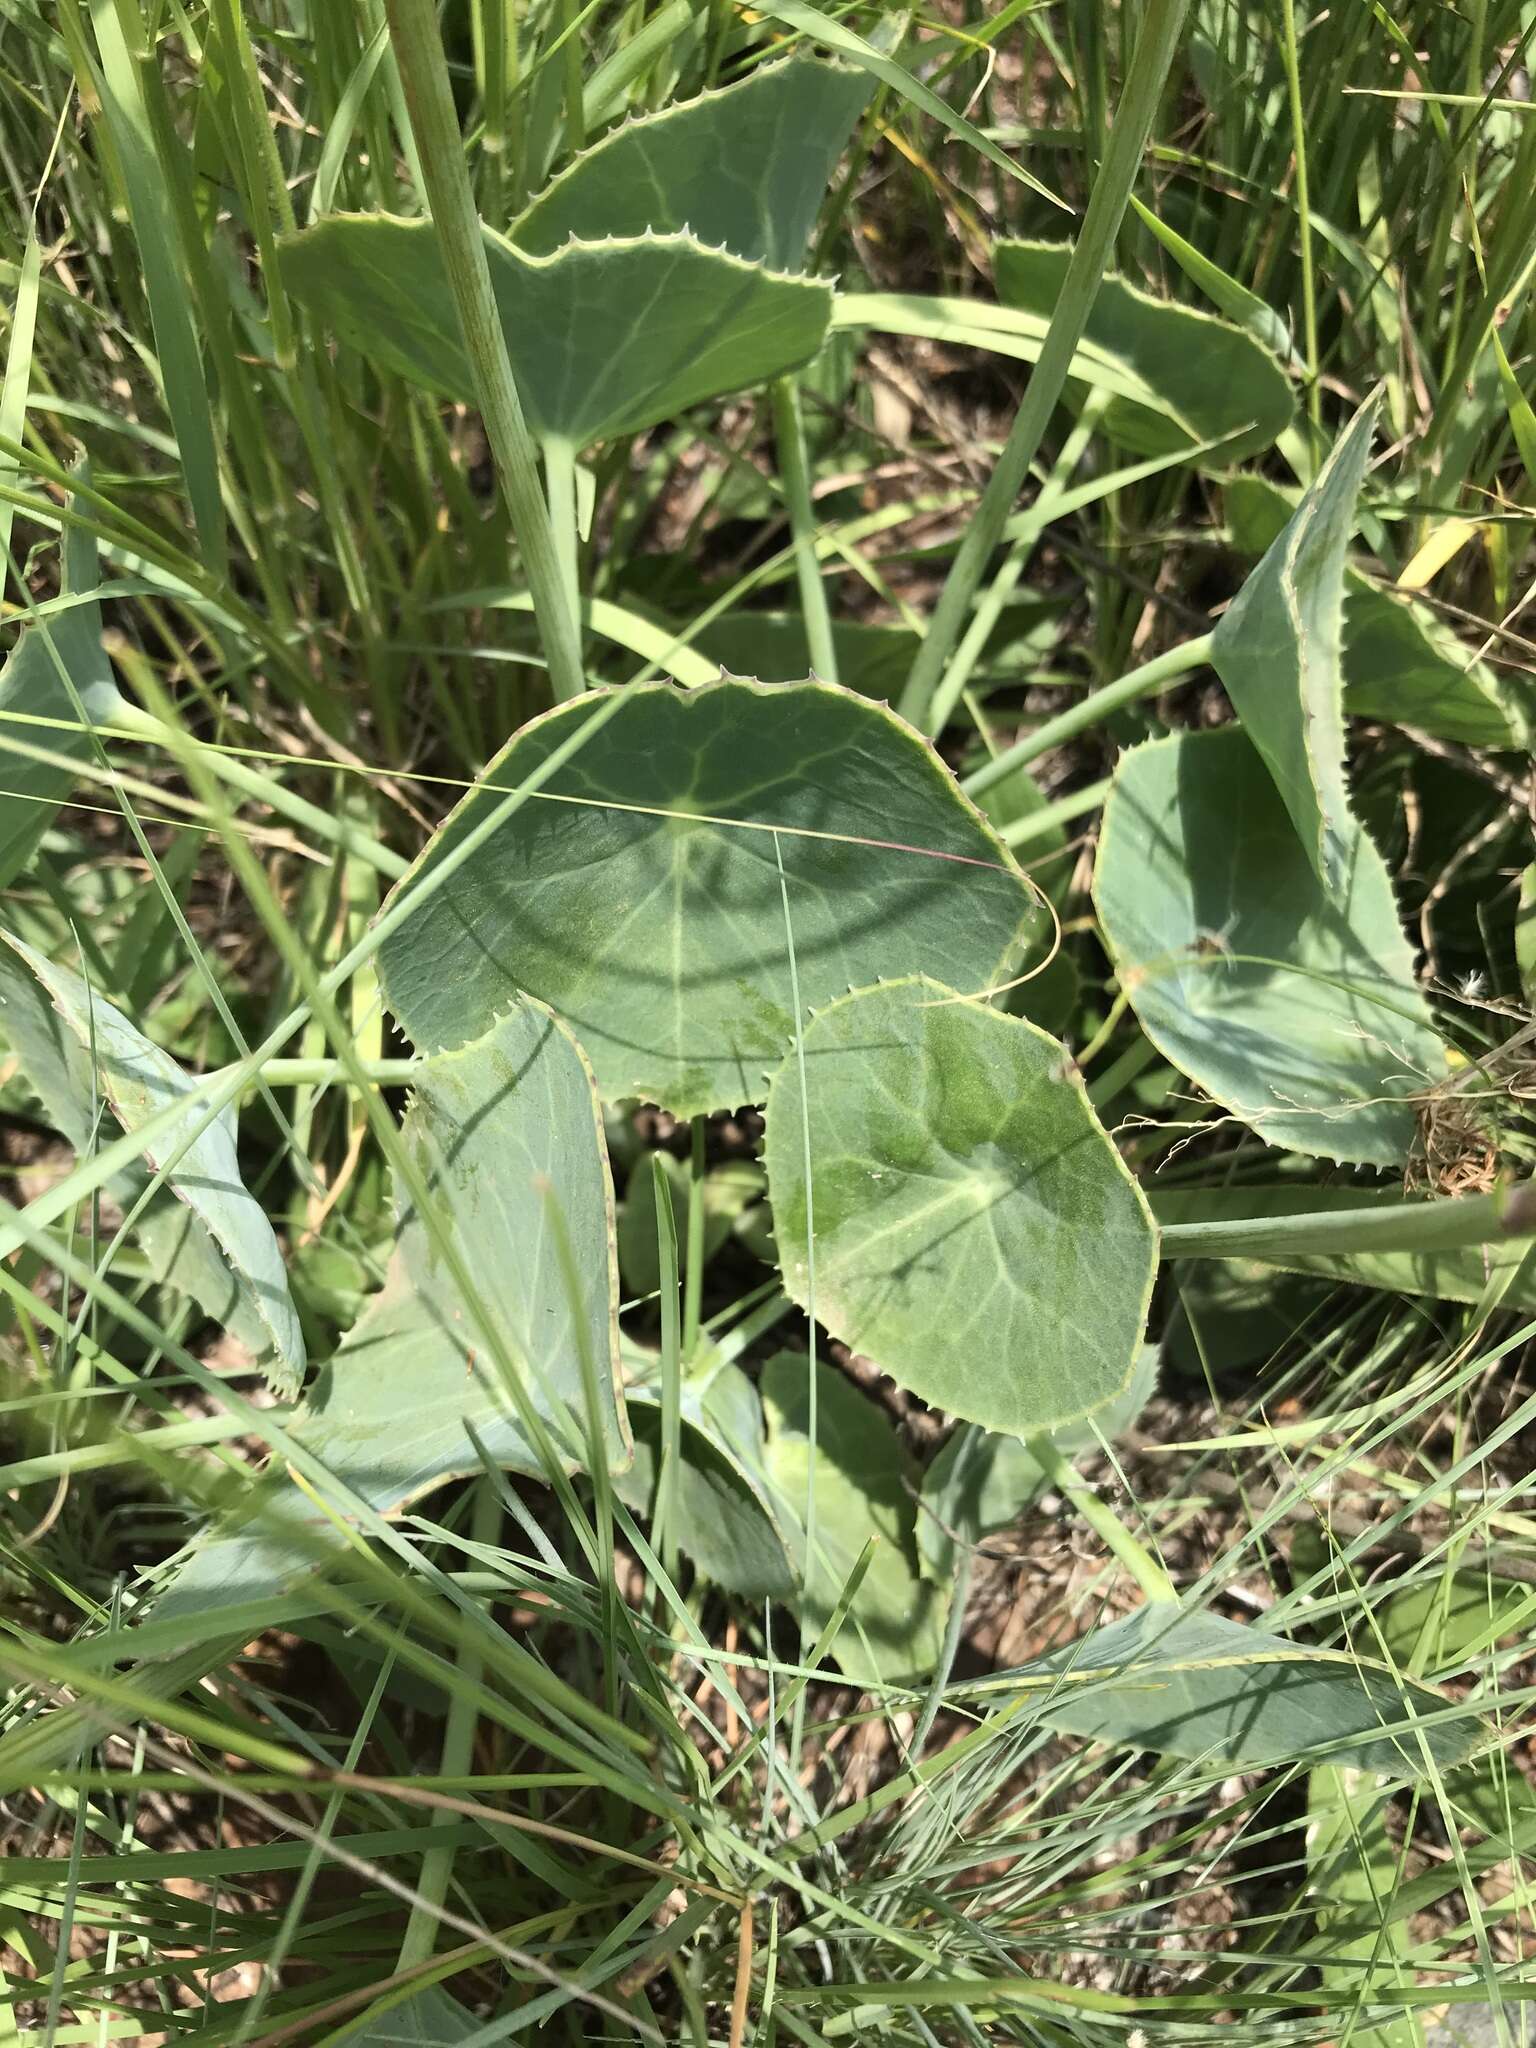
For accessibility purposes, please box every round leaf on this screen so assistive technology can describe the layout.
[1094,727,1443,1164]
[281,217,831,451]
[376,678,1038,1115]
[763,977,1157,1436]
[511,52,871,270]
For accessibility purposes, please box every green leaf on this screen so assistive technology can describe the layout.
[1307,1765,1423,2048]
[617,1153,762,1300]
[1152,1184,1536,1309]
[992,240,1295,462]
[760,1350,944,1684]
[334,1988,484,2045]
[763,976,1156,1435]
[0,505,129,890]
[1226,473,1529,748]
[511,52,870,270]
[0,935,305,1393]
[1127,195,1300,365]
[0,937,285,1378]
[154,999,624,1625]
[1376,1574,1536,1674]
[1094,728,1443,1165]
[1020,1606,1481,1773]
[622,1356,793,1598]
[281,216,831,451]
[1211,396,1378,894]
[918,1346,1159,1580]
[375,678,1037,1116]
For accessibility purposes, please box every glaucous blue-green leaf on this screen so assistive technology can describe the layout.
[153,1000,624,1627]
[337,1988,484,2046]
[1307,1764,1428,2048]
[0,937,283,1378]
[510,52,870,270]
[0,504,129,890]
[1211,396,1379,895]
[1014,1606,1481,1773]
[763,977,1157,1435]
[992,240,1295,462]
[1226,473,1530,749]
[1153,1183,1536,1309]
[760,1350,944,1684]
[622,1355,793,1597]
[918,1347,1159,1580]
[1094,729,1443,1165]
[375,678,1038,1116]
[0,935,304,1392]
[616,1153,762,1300]
[281,217,831,451]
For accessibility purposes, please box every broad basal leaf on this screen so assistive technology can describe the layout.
[154,1000,624,1625]
[1226,472,1530,749]
[1094,728,1443,1165]
[511,52,870,270]
[622,1354,793,1597]
[763,977,1157,1436]
[1017,1606,1480,1774]
[1307,1765,1423,2048]
[919,1346,1159,1580]
[1211,396,1378,895]
[0,500,129,890]
[375,678,1037,1116]
[0,935,304,1392]
[993,239,1294,462]
[282,217,831,451]
[760,1350,944,1684]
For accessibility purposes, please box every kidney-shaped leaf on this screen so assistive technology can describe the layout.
[993,240,1294,462]
[1094,729,1442,1165]
[375,679,1038,1116]
[511,52,870,270]
[1212,395,1378,896]
[1017,1606,1480,1774]
[282,217,831,451]
[154,999,624,1626]
[760,1350,944,1684]
[764,977,1156,1436]
[0,938,286,1380]
[0,503,130,890]
[0,935,305,1391]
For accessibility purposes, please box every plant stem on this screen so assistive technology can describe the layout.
[963,634,1213,799]
[1025,1430,1176,1603]
[896,0,1191,731]
[770,376,838,684]
[382,0,585,704]
[1158,1184,1536,1262]
[226,1058,420,1089]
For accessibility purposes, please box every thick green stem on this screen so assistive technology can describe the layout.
[964,634,1213,799]
[896,0,1191,731]
[771,376,838,684]
[1158,1184,1536,1263]
[382,0,584,704]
